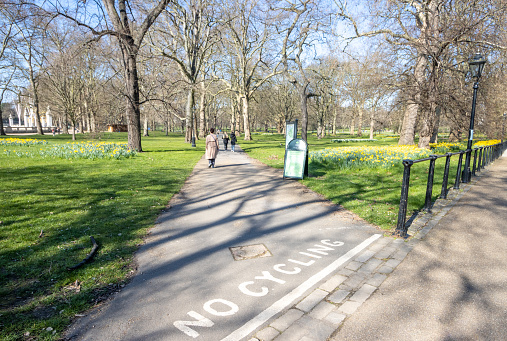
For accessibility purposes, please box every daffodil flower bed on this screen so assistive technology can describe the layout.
[473,139,501,147]
[310,145,432,169]
[39,141,136,159]
[2,140,136,159]
[429,142,466,154]
[0,137,48,146]
[429,140,501,154]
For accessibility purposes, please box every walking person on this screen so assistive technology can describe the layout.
[222,131,229,151]
[230,131,237,152]
[205,128,219,168]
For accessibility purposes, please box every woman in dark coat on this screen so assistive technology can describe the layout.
[222,132,229,150]
[230,132,237,152]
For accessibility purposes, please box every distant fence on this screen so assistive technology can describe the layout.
[396,141,507,237]
[5,127,55,133]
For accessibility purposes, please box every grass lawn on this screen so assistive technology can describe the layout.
[1,130,466,340]
[242,132,462,230]
[0,131,203,340]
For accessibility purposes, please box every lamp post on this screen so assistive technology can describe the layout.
[462,53,487,183]
[502,113,506,139]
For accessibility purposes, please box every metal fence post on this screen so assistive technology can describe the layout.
[472,149,478,176]
[481,147,486,169]
[454,152,464,189]
[395,160,413,237]
[477,147,482,172]
[423,155,438,212]
[440,153,451,199]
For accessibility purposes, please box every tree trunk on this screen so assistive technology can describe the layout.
[91,111,96,133]
[317,112,324,139]
[449,124,462,142]
[370,116,374,140]
[193,108,199,139]
[230,97,236,133]
[418,62,439,149]
[28,62,44,135]
[0,106,5,135]
[332,107,338,135]
[430,106,441,143]
[71,117,76,141]
[123,51,142,151]
[143,114,149,136]
[398,100,418,145]
[199,82,206,138]
[63,113,69,134]
[357,105,363,137]
[399,54,425,145]
[242,96,252,140]
[235,95,241,134]
[33,93,43,135]
[236,98,242,134]
[298,84,309,142]
[185,88,194,142]
[82,113,86,133]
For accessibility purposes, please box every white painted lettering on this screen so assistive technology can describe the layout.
[321,239,344,247]
[254,271,286,284]
[203,299,239,317]
[299,252,322,259]
[288,258,315,266]
[238,281,269,297]
[173,311,214,338]
[273,263,302,275]
[306,244,335,255]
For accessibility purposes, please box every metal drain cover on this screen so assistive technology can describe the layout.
[229,244,272,261]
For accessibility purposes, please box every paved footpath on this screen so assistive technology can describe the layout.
[329,152,507,341]
[65,140,507,341]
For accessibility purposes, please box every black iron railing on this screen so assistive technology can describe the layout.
[395,141,507,237]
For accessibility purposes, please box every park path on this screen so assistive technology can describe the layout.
[64,137,381,341]
[64,137,507,341]
[329,152,507,340]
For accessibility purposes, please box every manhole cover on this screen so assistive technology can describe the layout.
[229,244,272,261]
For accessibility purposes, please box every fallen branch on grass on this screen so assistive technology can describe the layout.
[67,236,99,271]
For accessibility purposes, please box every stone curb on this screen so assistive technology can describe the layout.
[247,166,492,341]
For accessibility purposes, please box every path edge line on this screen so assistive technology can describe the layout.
[221,233,383,341]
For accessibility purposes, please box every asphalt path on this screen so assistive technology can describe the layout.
[331,152,507,340]
[65,137,380,341]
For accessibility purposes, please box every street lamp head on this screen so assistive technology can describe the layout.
[469,53,487,79]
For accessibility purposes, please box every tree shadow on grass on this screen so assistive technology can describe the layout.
[0,159,199,337]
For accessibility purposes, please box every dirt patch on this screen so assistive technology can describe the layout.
[32,306,56,320]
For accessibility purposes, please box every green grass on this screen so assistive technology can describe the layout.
[1,130,468,340]
[0,131,203,340]
[241,133,462,230]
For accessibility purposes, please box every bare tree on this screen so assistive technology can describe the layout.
[0,5,18,135]
[308,57,340,139]
[217,0,283,140]
[9,4,52,135]
[279,0,331,141]
[42,22,87,140]
[50,0,172,150]
[149,0,218,142]
[335,0,507,148]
